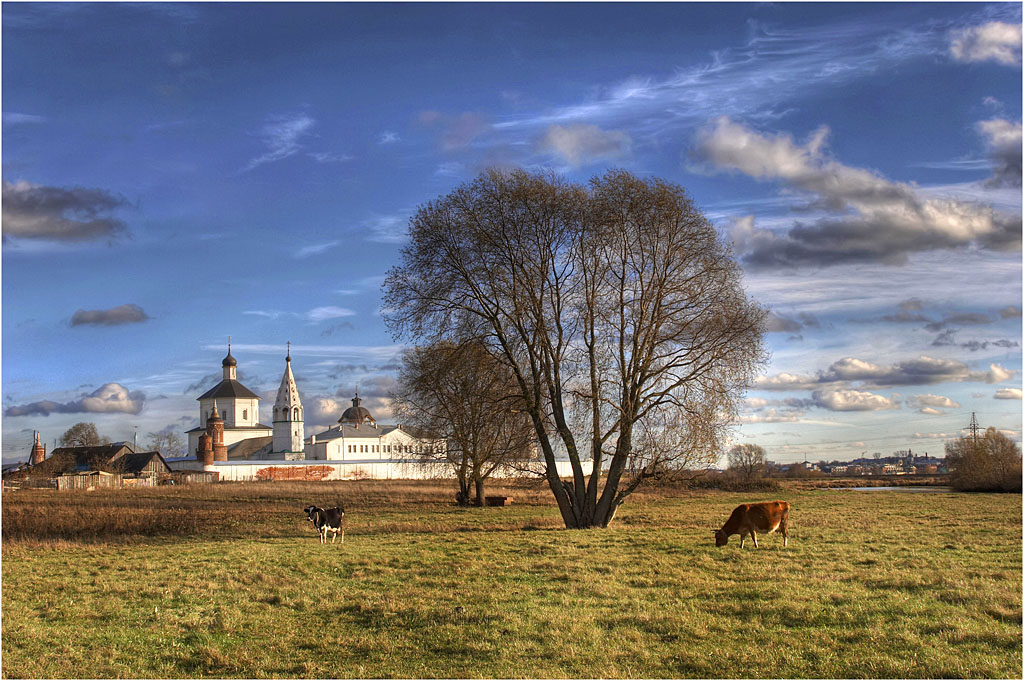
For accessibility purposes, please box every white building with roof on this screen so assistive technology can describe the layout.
[304,393,444,461]
[170,343,589,481]
[185,342,272,458]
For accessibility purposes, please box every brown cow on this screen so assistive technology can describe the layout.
[713,501,789,548]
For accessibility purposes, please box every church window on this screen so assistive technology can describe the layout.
[243,409,248,420]
[293,407,299,420]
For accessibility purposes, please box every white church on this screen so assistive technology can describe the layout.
[169,343,450,481]
[168,343,587,482]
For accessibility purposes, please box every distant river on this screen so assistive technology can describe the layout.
[825,486,955,493]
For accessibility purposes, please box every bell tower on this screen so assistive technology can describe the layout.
[272,342,305,457]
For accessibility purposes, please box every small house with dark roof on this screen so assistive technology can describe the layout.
[8,441,170,480]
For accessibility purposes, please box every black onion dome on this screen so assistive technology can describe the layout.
[338,393,374,424]
[339,406,374,424]
[222,351,237,367]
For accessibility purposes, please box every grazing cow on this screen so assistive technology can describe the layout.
[304,505,345,544]
[714,501,789,548]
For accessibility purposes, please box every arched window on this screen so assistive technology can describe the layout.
[293,407,299,420]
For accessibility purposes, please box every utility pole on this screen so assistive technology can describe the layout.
[964,412,981,443]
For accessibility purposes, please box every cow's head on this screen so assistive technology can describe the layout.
[713,529,728,547]
[304,505,320,522]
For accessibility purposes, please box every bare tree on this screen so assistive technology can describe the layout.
[727,443,766,480]
[384,168,766,528]
[145,429,186,457]
[392,341,535,506]
[945,427,1022,492]
[59,422,108,448]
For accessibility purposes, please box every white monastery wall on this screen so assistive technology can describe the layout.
[168,457,591,482]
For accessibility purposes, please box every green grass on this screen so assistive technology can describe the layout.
[2,482,1020,678]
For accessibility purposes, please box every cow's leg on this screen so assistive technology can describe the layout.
[739,530,747,548]
[331,529,337,544]
[751,530,759,548]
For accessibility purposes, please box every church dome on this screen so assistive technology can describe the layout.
[222,350,237,368]
[338,393,375,425]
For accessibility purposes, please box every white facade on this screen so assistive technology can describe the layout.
[272,351,304,455]
[199,397,260,429]
[304,423,442,461]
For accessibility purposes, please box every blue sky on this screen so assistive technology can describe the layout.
[3,2,1021,464]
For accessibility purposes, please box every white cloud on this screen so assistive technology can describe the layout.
[306,306,356,323]
[72,383,146,414]
[2,112,45,126]
[994,388,1023,400]
[294,241,339,258]
[754,371,822,392]
[379,131,400,144]
[756,356,1019,391]
[812,389,898,412]
[307,151,354,163]
[909,394,961,409]
[205,343,404,363]
[693,117,1021,266]
[976,118,1022,187]
[243,310,289,320]
[737,408,803,423]
[4,383,145,416]
[950,21,1022,67]
[362,213,410,244]
[535,123,632,166]
[244,113,316,171]
[981,363,1016,384]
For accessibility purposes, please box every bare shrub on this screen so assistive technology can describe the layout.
[946,428,1022,492]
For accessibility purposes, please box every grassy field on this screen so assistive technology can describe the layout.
[2,480,1020,678]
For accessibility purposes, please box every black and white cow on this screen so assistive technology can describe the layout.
[304,505,345,544]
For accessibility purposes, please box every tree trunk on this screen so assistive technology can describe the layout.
[473,474,485,507]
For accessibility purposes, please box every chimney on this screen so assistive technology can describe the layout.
[198,433,214,466]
